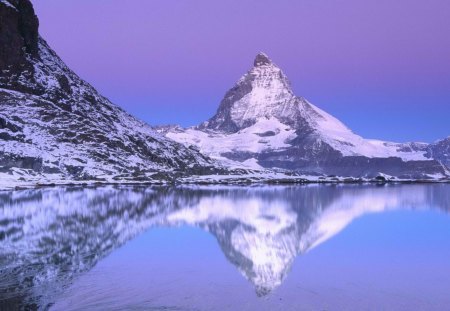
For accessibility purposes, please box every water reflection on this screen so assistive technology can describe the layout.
[0,184,449,309]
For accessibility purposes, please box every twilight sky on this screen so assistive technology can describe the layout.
[32,0,450,142]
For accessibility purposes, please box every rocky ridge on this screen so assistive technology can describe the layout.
[0,0,218,187]
[165,53,450,180]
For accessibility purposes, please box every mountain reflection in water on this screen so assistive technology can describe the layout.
[0,184,449,310]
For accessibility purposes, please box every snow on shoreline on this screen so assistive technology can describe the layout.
[1,172,448,192]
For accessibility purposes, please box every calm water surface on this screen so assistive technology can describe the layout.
[1,184,450,310]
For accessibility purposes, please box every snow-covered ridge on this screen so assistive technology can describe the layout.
[0,38,212,177]
[167,117,296,170]
[1,0,219,187]
[165,53,450,178]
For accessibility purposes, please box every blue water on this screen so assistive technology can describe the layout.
[1,184,449,310]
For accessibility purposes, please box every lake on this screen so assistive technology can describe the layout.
[1,184,450,310]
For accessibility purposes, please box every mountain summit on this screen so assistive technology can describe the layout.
[200,51,302,133]
[166,53,450,179]
[253,52,272,66]
[200,52,357,142]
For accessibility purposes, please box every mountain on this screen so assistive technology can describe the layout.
[0,0,217,187]
[164,53,450,180]
[1,0,448,186]
[2,185,449,308]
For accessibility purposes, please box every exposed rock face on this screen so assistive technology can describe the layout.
[429,137,450,167]
[0,0,39,94]
[0,0,38,64]
[167,53,450,179]
[0,0,215,184]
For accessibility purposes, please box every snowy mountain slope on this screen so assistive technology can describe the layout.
[0,0,216,186]
[428,137,450,167]
[1,0,447,185]
[164,53,449,179]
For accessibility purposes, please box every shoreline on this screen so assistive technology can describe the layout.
[2,176,450,192]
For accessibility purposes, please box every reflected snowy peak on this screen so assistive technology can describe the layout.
[0,185,449,308]
[167,195,299,295]
[163,186,449,295]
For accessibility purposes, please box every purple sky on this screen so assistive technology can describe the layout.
[32,0,450,142]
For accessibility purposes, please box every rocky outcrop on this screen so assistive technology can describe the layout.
[0,0,39,67]
[0,0,40,94]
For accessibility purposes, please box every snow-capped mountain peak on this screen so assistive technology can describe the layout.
[166,53,450,178]
[200,52,301,133]
[200,52,357,141]
[253,52,273,66]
